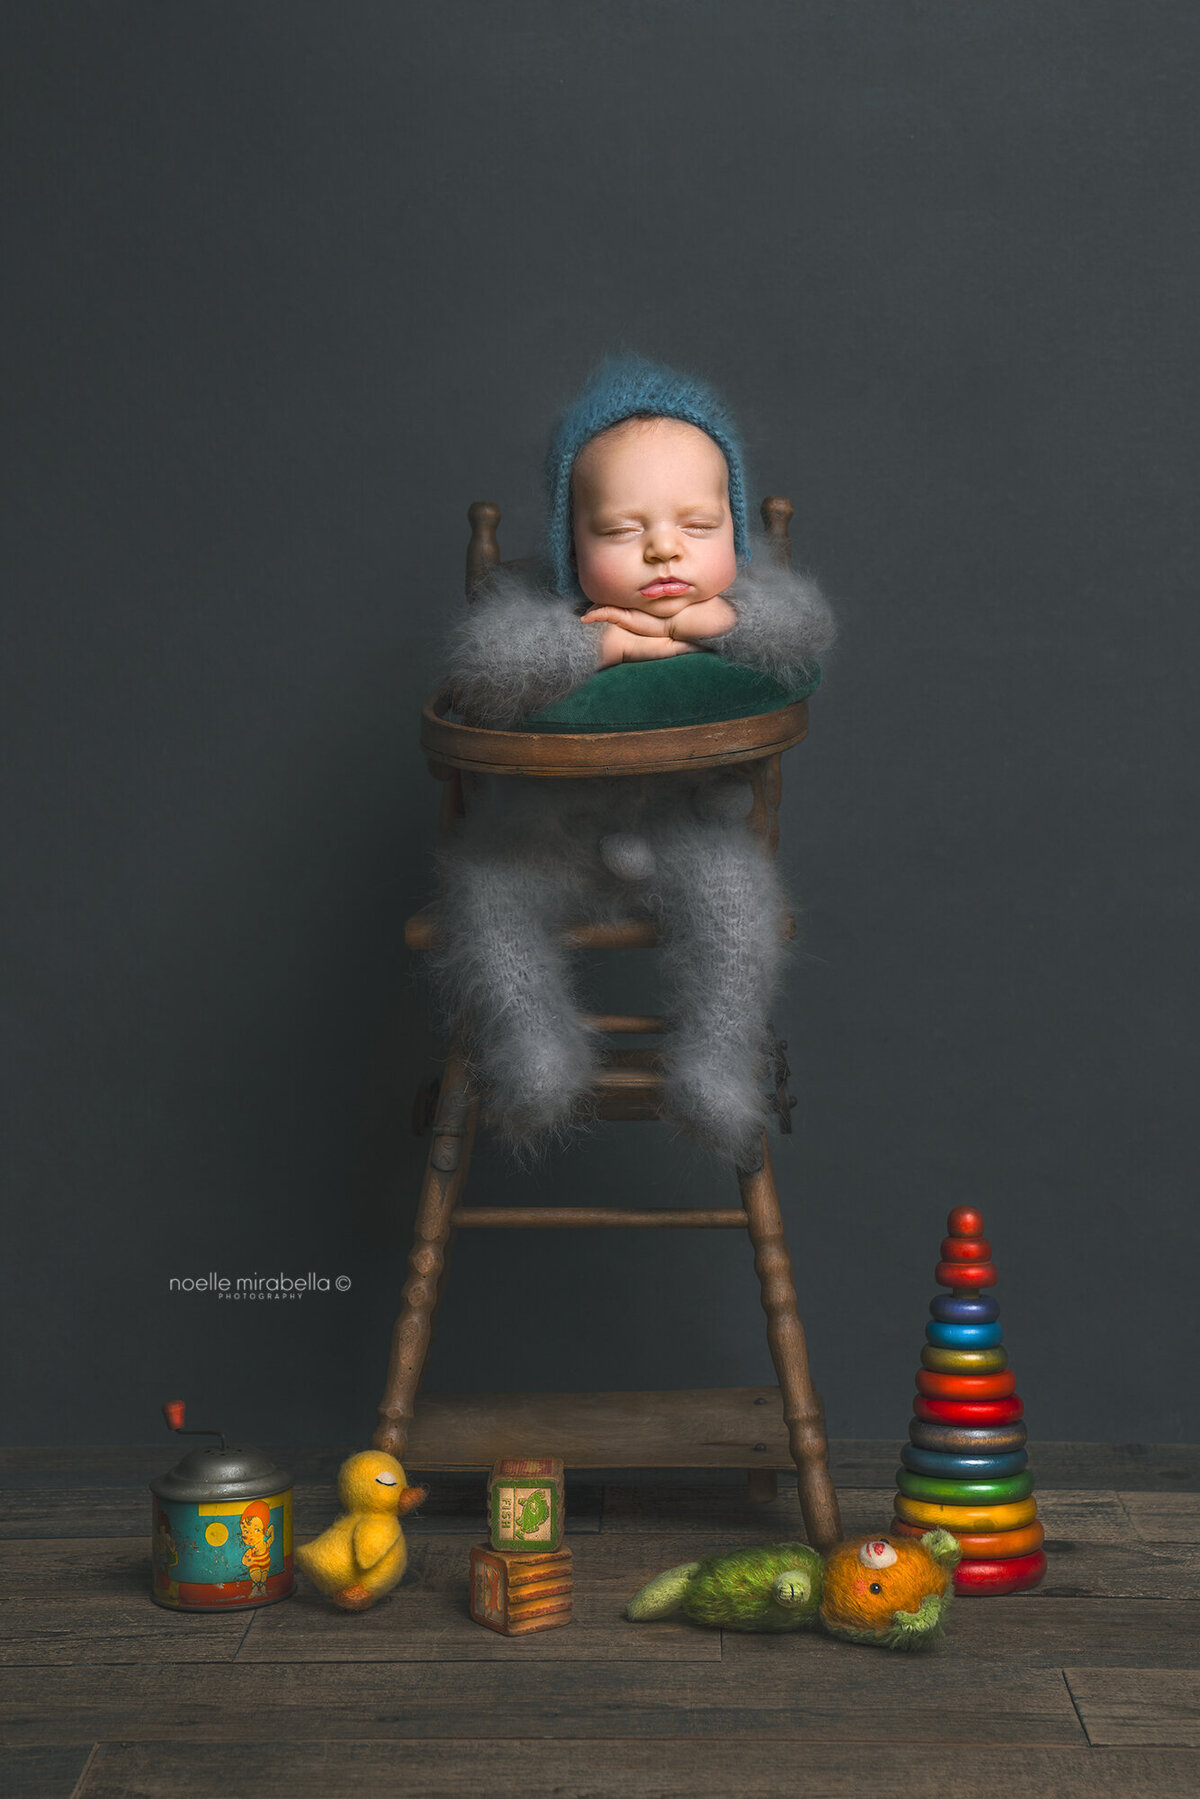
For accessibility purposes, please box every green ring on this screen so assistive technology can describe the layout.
[895,1467,1034,1505]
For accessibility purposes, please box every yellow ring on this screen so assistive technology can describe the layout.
[920,1345,1009,1374]
[894,1494,1038,1532]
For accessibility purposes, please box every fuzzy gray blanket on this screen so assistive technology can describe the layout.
[429,547,835,1166]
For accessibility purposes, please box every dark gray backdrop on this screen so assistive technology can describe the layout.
[4,1,1197,1447]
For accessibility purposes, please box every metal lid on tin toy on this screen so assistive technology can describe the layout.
[150,1400,291,1501]
[151,1443,292,1502]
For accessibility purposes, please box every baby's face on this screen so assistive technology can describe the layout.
[571,417,738,614]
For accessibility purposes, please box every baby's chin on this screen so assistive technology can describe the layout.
[604,588,722,616]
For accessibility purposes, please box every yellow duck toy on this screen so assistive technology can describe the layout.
[295,1450,426,1611]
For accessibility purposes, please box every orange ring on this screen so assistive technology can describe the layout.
[916,1369,1017,1401]
[890,1517,1044,1559]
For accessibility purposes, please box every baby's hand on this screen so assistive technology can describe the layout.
[584,594,737,667]
[663,594,738,642]
[592,621,699,667]
[583,595,737,647]
[582,604,674,637]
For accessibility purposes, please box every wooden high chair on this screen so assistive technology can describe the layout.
[374,497,842,1550]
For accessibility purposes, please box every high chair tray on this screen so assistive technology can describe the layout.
[421,685,810,778]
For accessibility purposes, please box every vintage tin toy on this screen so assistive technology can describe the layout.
[150,1400,293,1611]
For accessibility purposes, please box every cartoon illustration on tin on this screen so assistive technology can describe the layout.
[239,1499,275,1597]
[153,1505,180,1603]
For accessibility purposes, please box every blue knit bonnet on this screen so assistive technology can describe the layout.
[543,353,750,597]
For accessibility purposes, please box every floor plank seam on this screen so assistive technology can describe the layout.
[232,1612,260,1662]
[65,1740,100,1799]
[1061,1667,1093,1746]
[39,1734,1173,1746]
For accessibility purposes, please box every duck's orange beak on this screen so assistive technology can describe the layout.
[397,1485,427,1516]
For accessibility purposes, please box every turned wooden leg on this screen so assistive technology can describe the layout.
[373,1039,478,1459]
[738,1137,842,1551]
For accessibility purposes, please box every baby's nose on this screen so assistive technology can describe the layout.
[645,525,681,560]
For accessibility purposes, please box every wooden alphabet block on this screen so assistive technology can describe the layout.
[469,1543,573,1636]
[488,1457,565,1551]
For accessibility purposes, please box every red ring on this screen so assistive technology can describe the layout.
[940,1237,991,1262]
[953,1550,1046,1594]
[914,1395,1024,1426]
[935,1260,997,1289]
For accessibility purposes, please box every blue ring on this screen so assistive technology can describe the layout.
[930,1292,1000,1324]
[900,1444,1029,1479]
[926,1320,1003,1348]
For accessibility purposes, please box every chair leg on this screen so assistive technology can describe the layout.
[746,1469,779,1504]
[373,1039,478,1460]
[738,1138,842,1551]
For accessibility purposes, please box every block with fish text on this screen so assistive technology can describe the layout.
[487,1456,565,1551]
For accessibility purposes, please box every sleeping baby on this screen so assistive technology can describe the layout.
[430,355,835,1167]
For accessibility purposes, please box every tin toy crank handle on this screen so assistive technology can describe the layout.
[161,1399,227,1450]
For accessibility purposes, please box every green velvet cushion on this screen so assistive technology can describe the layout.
[516,656,821,733]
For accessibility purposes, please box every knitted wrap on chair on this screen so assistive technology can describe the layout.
[543,353,751,596]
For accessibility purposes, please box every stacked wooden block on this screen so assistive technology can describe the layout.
[469,1457,573,1635]
[891,1206,1047,1595]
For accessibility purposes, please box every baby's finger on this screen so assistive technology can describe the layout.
[582,607,666,636]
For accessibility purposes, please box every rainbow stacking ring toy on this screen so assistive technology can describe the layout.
[891,1205,1044,1595]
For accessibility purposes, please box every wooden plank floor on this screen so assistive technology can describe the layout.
[2,1442,1198,1798]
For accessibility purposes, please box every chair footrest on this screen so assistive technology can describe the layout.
[406,910,662,951]
[401,1386,798,1469]
[405,908,796,952]
[451,1206,748,1229]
